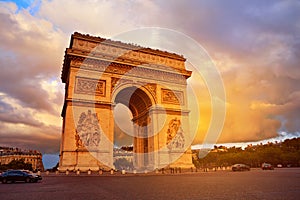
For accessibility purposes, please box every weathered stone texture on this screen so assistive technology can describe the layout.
[59,32,194,172]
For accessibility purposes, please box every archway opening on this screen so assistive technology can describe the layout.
[113,103,134,171]
[113,86,153,170]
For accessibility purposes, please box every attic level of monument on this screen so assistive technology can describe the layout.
[61,32,191,83]
[70,32,186,61]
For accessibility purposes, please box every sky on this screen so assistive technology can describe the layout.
[0,0,300,169]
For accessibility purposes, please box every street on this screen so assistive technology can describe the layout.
[0,168,299,200]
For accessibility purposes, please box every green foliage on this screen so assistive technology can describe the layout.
[0,158,33,171]
[193,137,300,168]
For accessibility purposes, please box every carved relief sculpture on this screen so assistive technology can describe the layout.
[75,77,106,96]
[75,110,101,148]
[111,77,120,93]
[161,89,184,105]
[166,118,185,150]
[145,83,157,101]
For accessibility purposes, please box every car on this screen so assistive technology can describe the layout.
[232,164,250,171]
[277,164,282,168]
[0,170,42,184]
[262,163,274,170]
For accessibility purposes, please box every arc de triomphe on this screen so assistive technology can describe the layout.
[59,32,194,172]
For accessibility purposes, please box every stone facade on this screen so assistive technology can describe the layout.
[59,32,194,172]
[0,147,44,171]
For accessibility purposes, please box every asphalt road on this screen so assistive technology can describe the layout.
[0,168,299,200]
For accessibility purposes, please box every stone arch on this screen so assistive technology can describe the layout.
[59,32,194,172]
[111,82,157,107]
[112,85,155,169]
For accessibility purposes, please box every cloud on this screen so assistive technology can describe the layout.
[174,0,300,143]
[37,0,149,36]
[0,1,64,153]
[0,0,299,154]
[0,2,66,114]
[0,92,61,154]
[150,0,300,144]
[0,121,61,154]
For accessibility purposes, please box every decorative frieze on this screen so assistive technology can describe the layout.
[75,77,106,96]
[62,33,192,84]
[71,32,186,69]
[66,54,188,85]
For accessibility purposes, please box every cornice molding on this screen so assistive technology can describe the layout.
[62,32,192,83]
[72,32,186,61]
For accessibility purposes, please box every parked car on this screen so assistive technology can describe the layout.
[0,170,42,183]
[232,164,250,171]
[277,164,283,168]
[262,163,274,170]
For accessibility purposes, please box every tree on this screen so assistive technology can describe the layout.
[192,137,300,168]
[0,159,33,171]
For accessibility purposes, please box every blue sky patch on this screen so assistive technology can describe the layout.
[1,0,41,15]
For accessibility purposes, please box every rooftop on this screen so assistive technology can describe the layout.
[0,146,42,156]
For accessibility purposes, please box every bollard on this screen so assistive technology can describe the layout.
[76,170,80,175]
[170,168,174,174]
[110,169,114,175]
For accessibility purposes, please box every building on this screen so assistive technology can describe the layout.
[113,147,134,170]
[113,147,134,162]
[59,32,194,172]
[0,147,44,171]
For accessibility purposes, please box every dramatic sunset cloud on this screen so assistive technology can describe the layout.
[0,0,300,166]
